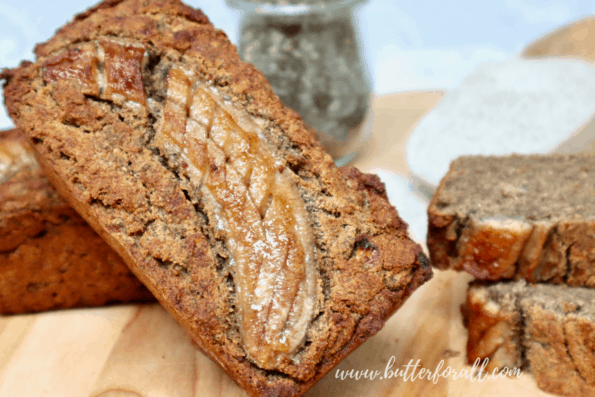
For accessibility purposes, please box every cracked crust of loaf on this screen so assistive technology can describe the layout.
[1,1,432,396]
[0,129,153,314]
[462,281,595,397]
[428,154,595,287]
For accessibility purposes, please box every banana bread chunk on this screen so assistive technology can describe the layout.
[463,281,595,397]
[428,154,595,286]
[1,1,431,395]
[0,128,153,314]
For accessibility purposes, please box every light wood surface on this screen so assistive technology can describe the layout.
[2,17,595,397]
[523,16,595,62]
[523,16,595,156]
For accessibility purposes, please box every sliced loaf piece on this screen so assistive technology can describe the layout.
[463,281,595,397]
[0,128,153,314]
[428,154,595,286]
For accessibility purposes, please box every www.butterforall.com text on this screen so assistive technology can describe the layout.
[335,357,523,384]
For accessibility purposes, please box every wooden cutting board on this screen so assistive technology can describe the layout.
[2,18,595,397]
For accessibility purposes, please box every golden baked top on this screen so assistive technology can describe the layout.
[2,1,431,395]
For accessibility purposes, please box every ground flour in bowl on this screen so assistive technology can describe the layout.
[407,55,595,186]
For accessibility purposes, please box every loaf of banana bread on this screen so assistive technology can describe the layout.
[428,154,595,287]
[462,281,595,397]
[0,128,153,314]
[1,0,432,395]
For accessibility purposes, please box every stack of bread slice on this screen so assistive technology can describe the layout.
[428,154,595,397]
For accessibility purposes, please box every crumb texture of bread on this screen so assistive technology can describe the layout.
[0,129,153,314]
[463,281,595,397]
[428,154,595,287]
[1,1,431,395]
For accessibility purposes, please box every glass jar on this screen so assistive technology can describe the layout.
[226,0,372,165]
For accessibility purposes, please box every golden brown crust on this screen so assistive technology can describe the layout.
[0,129,153,314]
[1,1,431,395]
[460,284,522,371]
